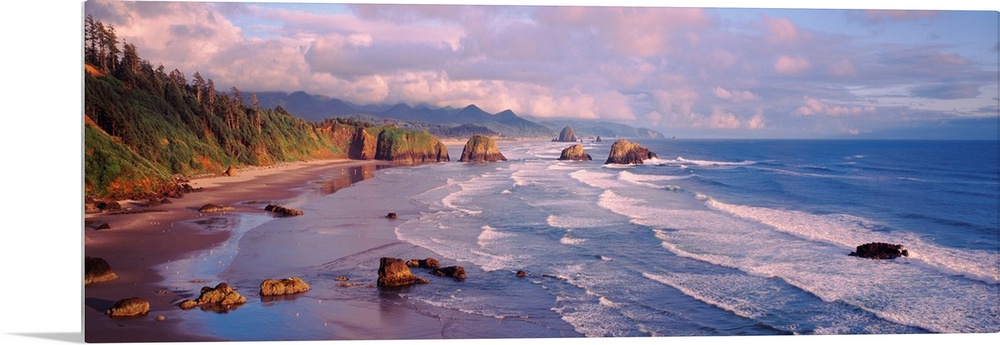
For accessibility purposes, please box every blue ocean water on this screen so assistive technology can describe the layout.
[173,139,999,339]
[382,139,999,336]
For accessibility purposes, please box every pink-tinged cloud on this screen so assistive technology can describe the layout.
[762,16,807,43]
[775,55,811,75]
[708,107,742,129]
[747,110,766,129]
[713,87,759,102]
[796,97,876,117]
[826,58,857,77]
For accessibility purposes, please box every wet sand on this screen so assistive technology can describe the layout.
[82,159,395,343]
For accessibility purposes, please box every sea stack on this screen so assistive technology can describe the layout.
[459,135,507,162]
[605,139,658,165]
[558,144,593,161]
[555,126,579,142]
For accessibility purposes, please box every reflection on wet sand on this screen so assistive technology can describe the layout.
[319,164,391,195]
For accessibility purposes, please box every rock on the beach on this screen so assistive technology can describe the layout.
[406,257,440,269]
[179,282,247,310]
[605,139,658,165]
[377,257,429,287]
[558,144,593,161]
[224,165,237,177]
[84,256,118,285]
[105,297,149,317]
[430,266,467,280]
[386,212,398,219]
[459,135,507,162]
[97,201,121,211]
[849,242,910,259]
[516,270,528,278]
[264,204,304,217]
[259,277,311,296]
[199,203,234,213]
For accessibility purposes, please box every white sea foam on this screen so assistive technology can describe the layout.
[559,236,586,245]
[648,156,756,167]
[570,169,625,189]
[476,225,513,247]
[546,214,618,229]
[704,198,1000,284]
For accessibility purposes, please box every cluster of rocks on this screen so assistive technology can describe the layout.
[259,277,311,296]
[849,242,910,259]
[179,282,247,310]
[264,204,304,217]
[198,203,234,213]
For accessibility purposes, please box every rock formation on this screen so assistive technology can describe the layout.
[377,257,430,287]
[265,204,304,217]
[259,277,311,296]
[375,127,450,163]
[555,126,579,142]
[596,136,603,143]
[85,256,118,285]
[386,212,398,219]
[558,144,593,161]
[849,242,909,259]
[198,203,234,212]
[224,165,237,177]
[459,135,507,162]
[604,139,658,165]
[406,257,441,269]
[349,127,378,160]
[516,270,528,278]
[179,282,247,309]
[430,266,467,279]
[105,297,149,317]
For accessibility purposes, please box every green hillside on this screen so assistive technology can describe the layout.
[83,17,448,200]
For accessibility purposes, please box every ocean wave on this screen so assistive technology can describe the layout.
[570,169,626,189]
[618,170,693,189]
[704,198,1000,284]
[646,156,756,167]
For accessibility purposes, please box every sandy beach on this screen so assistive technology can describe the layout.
[83,159,399,342]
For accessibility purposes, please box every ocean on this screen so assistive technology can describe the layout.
[161,139,999,339]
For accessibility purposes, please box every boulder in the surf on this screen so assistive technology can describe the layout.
[430,266,467,280]
[849,242,909,259]
[377,257,430,287]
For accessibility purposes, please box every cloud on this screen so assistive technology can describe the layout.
[713,87,759,102]
[826,58,857,77]
[862,10,940,22]
[796,97,877,117]
[774,55,811,75]
[910,83,981,100]
[762,16,807,43]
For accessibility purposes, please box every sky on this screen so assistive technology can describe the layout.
[83,0,999,139]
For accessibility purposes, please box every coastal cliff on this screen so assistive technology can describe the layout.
[83,20,449,200]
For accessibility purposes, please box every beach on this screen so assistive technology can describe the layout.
[83,159,401,342]
[80,139,1000,342]
[83,155,575,343]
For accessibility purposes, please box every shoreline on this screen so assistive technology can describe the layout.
[83,158,391,343]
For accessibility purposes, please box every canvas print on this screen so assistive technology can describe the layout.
[82,0,999,343]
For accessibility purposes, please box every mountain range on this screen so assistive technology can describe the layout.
[253,91,664,139]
